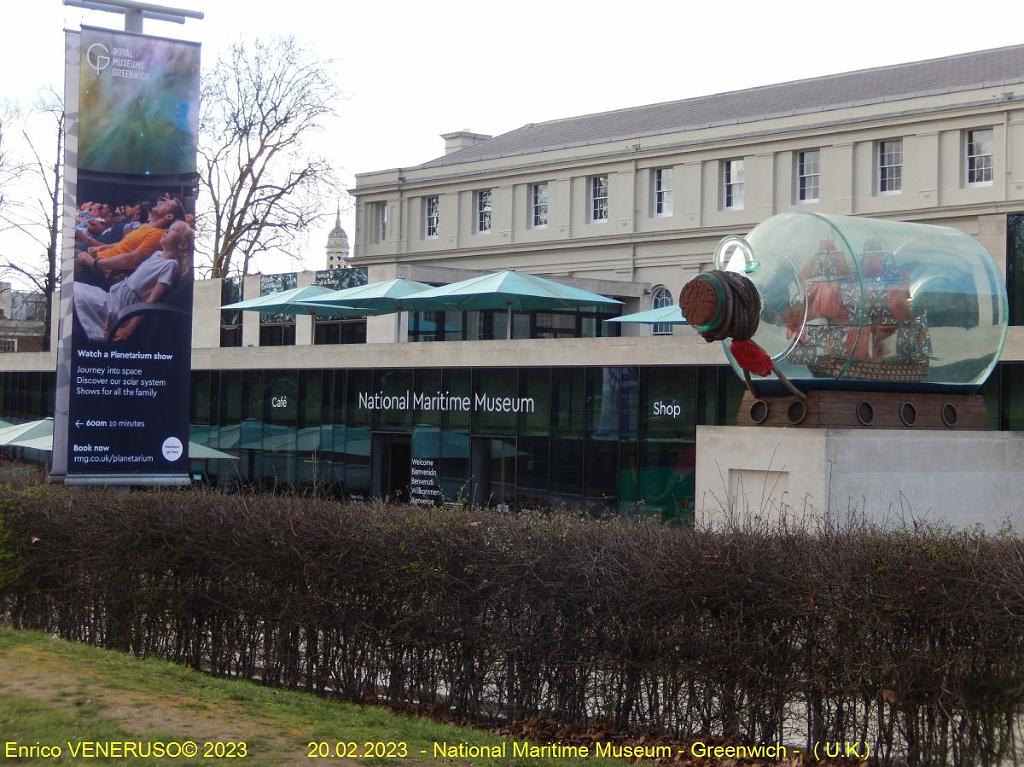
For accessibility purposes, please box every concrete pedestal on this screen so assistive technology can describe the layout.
[695,426,1024,532]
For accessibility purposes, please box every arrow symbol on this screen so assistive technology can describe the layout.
[74,420,83,428]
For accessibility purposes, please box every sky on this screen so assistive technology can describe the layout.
[1,0,1023,283]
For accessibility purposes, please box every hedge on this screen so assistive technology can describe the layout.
[1,485,1022,765]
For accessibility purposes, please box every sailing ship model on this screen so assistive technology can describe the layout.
[783,240,932,382]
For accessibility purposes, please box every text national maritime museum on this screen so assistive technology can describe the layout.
[6,45,1024,520]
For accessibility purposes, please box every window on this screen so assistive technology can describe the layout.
[797,149,820,202]
[966,128,993,185]
[722,159,744,210]
[590,175,608,222]
[220,276,242,347]
[314,318,367,345]
[372,202,388,243]
[1008,214,1024,326]
[877,139,902,193]
[651,286,674,336]
[259,273,296,347]
[476,189,492,233]
[424,196,439,238]
[653,167,673,216]
[530,182,548,228]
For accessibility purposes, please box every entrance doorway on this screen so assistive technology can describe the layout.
[372,433,411,502]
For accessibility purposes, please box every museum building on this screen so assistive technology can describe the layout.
[3,45,1024,518]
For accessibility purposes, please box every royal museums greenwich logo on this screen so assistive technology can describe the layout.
[86,42,110,75]
[86,41,149,81]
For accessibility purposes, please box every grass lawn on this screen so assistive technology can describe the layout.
[0,627,637,766]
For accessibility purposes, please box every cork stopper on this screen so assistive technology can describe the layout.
[681,276,720,327]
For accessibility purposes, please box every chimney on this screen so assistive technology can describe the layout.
[441,130,492,155]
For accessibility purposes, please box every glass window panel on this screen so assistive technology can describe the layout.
[516,435,549,508]
[550,368,584,497]
[442,368,471,430]
[218,370,242,425]
[264,371,297,427]
[372,369,414,431]
[297,371,324,451]
[343,370,372,499]
[550,434,583,498]
[488,437,516,506]
[638,367,697,521]
[220,277,243,347]
[190,370,211,425]
[552,368,584,435]
[443,310,464,341]
[242,369,263,420]
[472,368,519,435]
[439,429,470,503]
[512,311,530,339]
[518,368,550,436]
[1008,215,1024,326]
[413,368,443,427]
[260,374,297,488]
[585,368,622,501]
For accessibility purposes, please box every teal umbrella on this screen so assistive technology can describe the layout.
[0,419,237,461]
[221,284,364,317]
[297,278,432,314]
[0,418,54,447]
[402,270,621,338]
[187,442,240,461]
[605,305,687,325]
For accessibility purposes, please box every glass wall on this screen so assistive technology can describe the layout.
[0,371,55,423]
[175,364,747,519]
[10,361,1024,520]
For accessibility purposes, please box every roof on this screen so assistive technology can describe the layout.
[419,45,1024,169]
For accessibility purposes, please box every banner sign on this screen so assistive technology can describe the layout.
[53,27,200,484]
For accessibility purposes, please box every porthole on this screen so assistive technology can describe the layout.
[856,400,874,426]
[941,403,958,427]
[749,399,769,424]
[787,400,807,425]
[899,402,917,427]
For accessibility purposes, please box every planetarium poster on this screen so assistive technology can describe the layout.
[54,27,200,484]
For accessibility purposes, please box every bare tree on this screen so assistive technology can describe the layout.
[198,36,338,278]
[0,91,63,351]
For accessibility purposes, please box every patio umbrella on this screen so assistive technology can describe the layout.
[605,305,687,325]
[186,442,239,461]
[221,284,365,317]
[0,419,237,461]
[0,418,54,447]
[402,270,621,339]
[8,434,57,452]
[296,278,433,314]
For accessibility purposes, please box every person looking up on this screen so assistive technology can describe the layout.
[76,197,185,276]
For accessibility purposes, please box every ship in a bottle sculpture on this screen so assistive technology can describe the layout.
[682,213,1007,429]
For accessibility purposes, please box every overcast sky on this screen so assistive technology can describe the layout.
[2,0,1023,281]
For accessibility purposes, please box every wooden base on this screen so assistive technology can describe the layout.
[738,390,989,430]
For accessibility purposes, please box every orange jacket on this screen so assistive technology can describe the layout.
[97,223,163,261]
